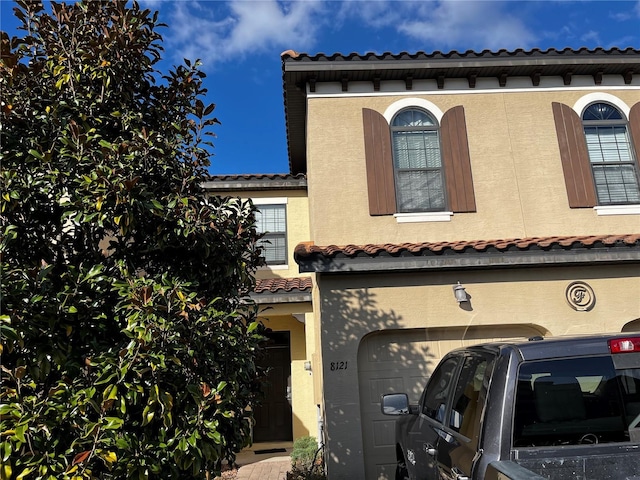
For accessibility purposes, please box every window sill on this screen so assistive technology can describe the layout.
[394,211,453,223]
[594,205,640,216]
[259,264,289,270]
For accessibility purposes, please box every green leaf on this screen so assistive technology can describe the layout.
[28,149,44,160]
[15,467,33,480]
[247,321,259,333]
[104,417,124,430]
[2,440,12,462]
[81,264,103,283]
[14,425,26,443]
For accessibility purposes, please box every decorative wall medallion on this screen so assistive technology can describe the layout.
[565,281,596,311]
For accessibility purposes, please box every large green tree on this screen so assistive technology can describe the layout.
[0,1,267,478]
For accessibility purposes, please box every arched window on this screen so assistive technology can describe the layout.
[363,105,476,217]
[391,109,446,212]
[582,102,640,205]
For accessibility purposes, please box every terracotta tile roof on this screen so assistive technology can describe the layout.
[295,234,640,258]
[282,47,640,63]
[294,234,640,273]
[254,277,313,294]
[207,173,305,181]
[202,173,307,192]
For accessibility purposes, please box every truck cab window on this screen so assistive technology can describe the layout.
[422,356,459,422]
[513,355,640,447]
[449,354,494,443]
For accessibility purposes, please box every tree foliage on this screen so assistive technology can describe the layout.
[0,1,267,478]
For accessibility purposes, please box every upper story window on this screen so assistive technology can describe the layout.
[552,97,640,212]
[582,102,640,205]
[391,109,446,212]
[255,203,287,265]
[362,103,476,220]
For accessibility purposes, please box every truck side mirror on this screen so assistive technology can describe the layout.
[381,393,410,415]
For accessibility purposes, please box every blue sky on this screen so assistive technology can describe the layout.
[1,0,639,174]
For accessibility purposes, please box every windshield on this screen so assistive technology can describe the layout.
[513,355,640,447]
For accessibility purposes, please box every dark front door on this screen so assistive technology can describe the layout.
[253,332,293,442]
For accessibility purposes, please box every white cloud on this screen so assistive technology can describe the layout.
[334,0,539,51]
[392,1,538,51]
[154,0,636,70]
[163,0,325,68]
[608,0,640,21]
[224,1,324,55]
[580,30,600,45]
[337,0,409,29]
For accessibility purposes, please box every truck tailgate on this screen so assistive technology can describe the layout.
[513,444,640,480]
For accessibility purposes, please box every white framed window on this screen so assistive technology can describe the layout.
[391,108,446,212]
[582,102,640,205]
[254,198,287,266]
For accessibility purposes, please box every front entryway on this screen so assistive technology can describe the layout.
[254,331,293,442]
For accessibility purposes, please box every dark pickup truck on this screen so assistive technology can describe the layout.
[381,333,640,480]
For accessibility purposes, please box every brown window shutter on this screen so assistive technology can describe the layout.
[440,106,476,213]
[362,108,396,215]
[628,102,640,169]
[552,102,597,208]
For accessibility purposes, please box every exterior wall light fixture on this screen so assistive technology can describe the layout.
[453,282,469,303]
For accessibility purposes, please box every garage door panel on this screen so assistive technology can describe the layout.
[368,377,406,403]
[358,325,542,480]
[362,330,437,369]
[373,419,396,447]
[375,464,396,480]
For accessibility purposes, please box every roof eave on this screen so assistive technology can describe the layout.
[297,249,640,274]
[249,292,313,304]
[284,55,640,74]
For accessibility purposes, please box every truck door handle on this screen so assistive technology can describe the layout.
[452,467,469,480]
[423,443,436,456]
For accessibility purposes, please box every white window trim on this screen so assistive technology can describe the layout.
[572,93,631,118]
[594,205,640,216]
[253,197,288,206]
[264,264,290,271]
[383,98,444,124]
[253,197,288,268]
[394,211,453,223]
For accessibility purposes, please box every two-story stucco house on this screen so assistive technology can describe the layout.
[280,48,640,479]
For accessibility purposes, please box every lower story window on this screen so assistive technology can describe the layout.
[256,204,287,265]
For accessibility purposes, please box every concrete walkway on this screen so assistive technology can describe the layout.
[235,456,291,480]
[234,442,292,480]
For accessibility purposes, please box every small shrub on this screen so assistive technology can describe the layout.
[287,436,326,480]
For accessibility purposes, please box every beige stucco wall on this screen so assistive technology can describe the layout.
[316,265,640,479]
[305,88,640,246]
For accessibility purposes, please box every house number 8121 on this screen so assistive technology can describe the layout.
[330,361,348,371]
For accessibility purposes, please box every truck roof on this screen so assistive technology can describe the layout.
[466,332,640,361]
